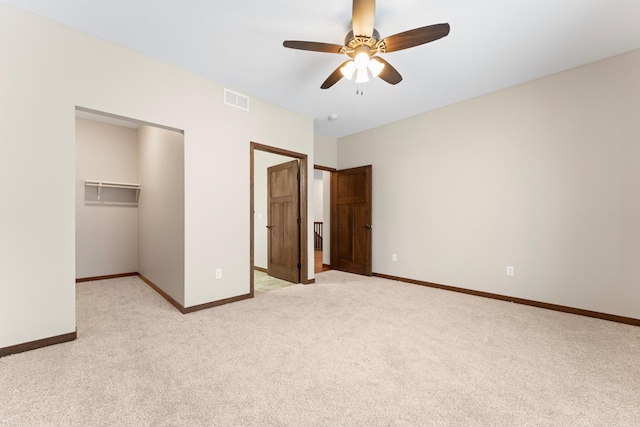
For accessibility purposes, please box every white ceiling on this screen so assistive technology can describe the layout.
[4,0,640,138]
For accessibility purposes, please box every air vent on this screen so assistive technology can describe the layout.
[224,89,250,112]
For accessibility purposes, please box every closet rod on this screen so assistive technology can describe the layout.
[85,180,141,189]
[85,180,141,201]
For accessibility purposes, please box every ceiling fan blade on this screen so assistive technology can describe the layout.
[352,0,375,37]
[381,23,450,53]
[373,57,402,85]
[283,41,344,54]
[321,60,351,89]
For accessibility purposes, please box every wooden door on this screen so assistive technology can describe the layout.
[331,165,372,276]
[267,160,300,283]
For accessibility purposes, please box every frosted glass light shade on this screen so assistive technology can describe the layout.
[341,61,356,79]
[355,68,369,83]
[368,58,385,77]
[354,51,370,70]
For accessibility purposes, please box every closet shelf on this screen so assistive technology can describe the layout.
[85,180,141,201]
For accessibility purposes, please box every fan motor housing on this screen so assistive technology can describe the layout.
[344,29,382,57]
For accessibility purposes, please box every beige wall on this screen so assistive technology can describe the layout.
[0,3,313,348]
[313,170,323,222]
[138,125,185,305]
[314,133,337,169]
[338,49,640,319]
[75,118,139,278]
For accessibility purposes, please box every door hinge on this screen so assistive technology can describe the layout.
[297,263,301,269]
[297,217,301,225]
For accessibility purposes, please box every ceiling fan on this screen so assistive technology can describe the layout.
[283,0,450,93]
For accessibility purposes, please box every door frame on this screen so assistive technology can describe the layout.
[250,142,309,297]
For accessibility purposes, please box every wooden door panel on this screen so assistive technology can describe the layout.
[337,172,366,202]
[282,200,297,266]
[353,203,369,265]
[331,166,372,276]
[270,202,282,263]
[267,160,299,283]
[336,204,353,261]
[271,166,295,198]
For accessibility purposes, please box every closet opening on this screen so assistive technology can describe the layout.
[75,106,186,310]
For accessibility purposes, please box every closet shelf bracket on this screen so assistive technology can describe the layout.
[85,180,141,201]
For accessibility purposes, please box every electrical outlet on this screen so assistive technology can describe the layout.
[215,268,222,279]
[392,254,397,262]
[506,266,515,277]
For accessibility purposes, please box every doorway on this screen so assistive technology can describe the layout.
[313,166,334,273]
[250,142,309,296]
[75,106,186,307]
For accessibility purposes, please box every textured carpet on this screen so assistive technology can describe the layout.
[1,271,639,426]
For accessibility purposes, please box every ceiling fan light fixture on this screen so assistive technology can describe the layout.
[283,0,450,91]
[368,57,385,77]
[354,51,370,70]
[341,61,356,79]
[355,68,369,83]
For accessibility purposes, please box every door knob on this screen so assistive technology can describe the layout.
[365,224,372,229]
[266,225,274,229]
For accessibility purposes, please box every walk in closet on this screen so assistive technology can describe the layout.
[75,110,186,306]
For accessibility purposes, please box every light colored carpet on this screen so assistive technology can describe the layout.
[1,271,639,426]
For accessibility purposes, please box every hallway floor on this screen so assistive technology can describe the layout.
[254,270,295,293]
[315,250,331,273]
